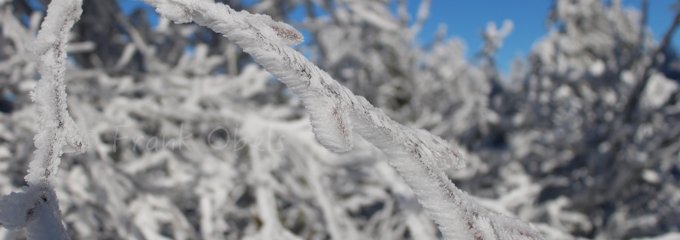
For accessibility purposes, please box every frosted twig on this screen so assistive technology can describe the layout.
[27,0,87,185]
[0,0,85,239]
[143,0,543,239]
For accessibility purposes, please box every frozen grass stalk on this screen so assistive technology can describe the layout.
[143,0,543,239]
[0,0,85,239]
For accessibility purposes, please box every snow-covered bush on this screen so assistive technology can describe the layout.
[0,0,678,239]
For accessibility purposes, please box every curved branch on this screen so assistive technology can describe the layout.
[143,1,543,239]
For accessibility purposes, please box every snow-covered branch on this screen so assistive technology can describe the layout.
[27,0,87,185]
[143,0,542,239]
[0,0,85,239]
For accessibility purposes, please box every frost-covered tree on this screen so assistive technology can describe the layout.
[505,0,680,238]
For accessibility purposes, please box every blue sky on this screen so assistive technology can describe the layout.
[410,0,679,73]
[118,0,678,73]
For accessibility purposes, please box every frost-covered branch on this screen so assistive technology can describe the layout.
[0,0,85,239]
[28,0,87,185]
[143,0,542,239]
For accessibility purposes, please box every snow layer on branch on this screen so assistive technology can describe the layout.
[144,0,543,239]
[26,0,87,185]
[150,0,303,46]
[0,185,69,239]
[24,186,70,240]
[0,190,34,230]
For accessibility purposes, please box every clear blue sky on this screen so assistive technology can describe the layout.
[119,0,678,73]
